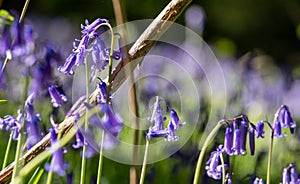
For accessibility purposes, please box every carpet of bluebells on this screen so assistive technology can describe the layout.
[0,2,300,184]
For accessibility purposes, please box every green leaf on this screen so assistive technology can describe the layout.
[27,166,45,184]
[0,100,8,105]
[0,9,14,26]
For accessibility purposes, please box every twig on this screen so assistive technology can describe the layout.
[0,0,191,183]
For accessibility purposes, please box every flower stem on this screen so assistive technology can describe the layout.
[46,169,53,184]
[220,153,226,184]
[2,131,13,169]
[80,58,90,184]
[139,140,149,184]
[193,121,225,184]
[96,22,115,184]
[11,71,30,183]
[266,130,274,184]
[96,132,105,184]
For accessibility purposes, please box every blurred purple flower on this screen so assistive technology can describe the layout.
[0,25,11,56]
[91,37,109,71]
[45,128,68,176]
[25,93,42,149]
[73,35,89,66]
[282,167,291,184]
[48,84,67,108]
[0,111,22,140]
[72,131,85,149]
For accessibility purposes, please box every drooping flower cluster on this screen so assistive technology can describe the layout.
[146,100,185,141]
[206,105,297,181]
[281,163,300,184]
[0,111,22,140]
[205,145,229,180]
[58,18,121,75]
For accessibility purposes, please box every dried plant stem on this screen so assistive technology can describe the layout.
[112,0,140,183]
[0,1,191,182]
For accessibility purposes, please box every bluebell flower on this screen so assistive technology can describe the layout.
[223,125,233,155]
[0,111,22,140]
[166,120,179,141]
[169,108,185,131]
[91,37,109,72]
[58,53,76,75]
[0,25,11,56]
[85,104,123,150]
[290,163,300,183]
[73,35,89,66]
[255,120,265,138]
[25,93,42,149]
[97,79,108,104]
[279,105,296,134]
[45,128,68,176]
[249,126,255,155]
[282,167,291,184]
[240,117,248,154]
[205,145,228,180]
[81,18,108,36]
[146,103,168,141]
[226,173,233,184]
[274,120,283,138]
[72,131,85,149]
[253,177,264,184]
[48,85,67,108]
[232,126,242,155]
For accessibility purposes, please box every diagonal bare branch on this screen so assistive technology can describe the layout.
[0,0,192,183]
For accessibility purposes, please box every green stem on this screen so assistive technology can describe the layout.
[11,72,30,183]
[139,140,149,184]
[96,22,115,184]
[96,132,105,184]
[2,131,13,169]
[80,58,90,184]
[46,169,53,184]
[193,121,225,184]
[220,153,225,184]
[266,131,274,184]
[139,96,159,184]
